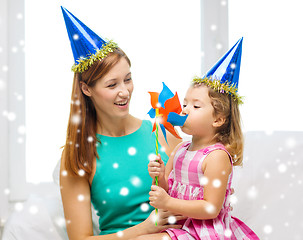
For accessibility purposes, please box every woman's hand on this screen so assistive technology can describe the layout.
[141,209,185,234]
[149,185,171,209]
[148,155,165,181]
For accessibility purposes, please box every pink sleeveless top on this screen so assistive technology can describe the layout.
[165,141,259,240]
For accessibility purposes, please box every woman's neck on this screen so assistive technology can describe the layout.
[96,114,141,137]
[189,135,217,151]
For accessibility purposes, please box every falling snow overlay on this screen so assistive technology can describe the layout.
[231,131,303,239]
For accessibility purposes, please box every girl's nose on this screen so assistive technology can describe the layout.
[181,107,188,116]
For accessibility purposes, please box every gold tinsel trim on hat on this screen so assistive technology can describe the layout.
[71,40,118,73]
[192,76,244,104]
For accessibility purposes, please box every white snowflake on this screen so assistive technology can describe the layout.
[140,203,149,212]
[221,0,227,6]
[263,225,273,234]
[168,216,177,224]
[278,163,287,173]
[286,138,296,148]
[130,176,142,187]
[3,188,10,195]
[18,125,26,135]
[210,24,217,31]
[78,169,85,176]
[55,217,66,227]
[199,176,209,186]
[0,79,5,90]
[2,65,8,72]
[148,153,157,161]
[216,43,223,50]
[16,13,23,19]
[205,203,216,214]
[14,202,24,212]
[113,163,119,169]
[264,172,270,179]
[229,194,238,205]
[128,147,137,156]
[77,194,85,201]
[7,112,16,121]
[224,229,232,237]
[247,186,258,199]
[73,34,79,40]
[29,205,39,215]
[212,179,221,188]
[120,187,129,196]
[11,46,18,53]
[71,114,81,124]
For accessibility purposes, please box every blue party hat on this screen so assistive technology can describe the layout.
[193,37,243,104]
[61,6,118,73]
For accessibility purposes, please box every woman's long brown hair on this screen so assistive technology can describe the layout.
[63,48,131,176]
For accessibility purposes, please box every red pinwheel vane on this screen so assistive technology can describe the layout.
[148,82,188,225]
[148,82,188,142]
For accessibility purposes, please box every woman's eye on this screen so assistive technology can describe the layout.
[125,78,132,82]
[107,83,116,88]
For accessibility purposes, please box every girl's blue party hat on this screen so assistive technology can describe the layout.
[61,6,118,73]
[193,37,243,104]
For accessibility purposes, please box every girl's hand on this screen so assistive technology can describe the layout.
[148,155,165,181]
[142,209,185,234]
[149,185,170,209]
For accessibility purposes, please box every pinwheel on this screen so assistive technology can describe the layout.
[147,82,188,225]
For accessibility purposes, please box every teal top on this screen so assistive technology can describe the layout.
[91,120,169,235]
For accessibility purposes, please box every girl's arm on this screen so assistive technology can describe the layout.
[60,153,182,240]
[149,150,232,220]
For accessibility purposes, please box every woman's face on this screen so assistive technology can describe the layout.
[88,57,133,120]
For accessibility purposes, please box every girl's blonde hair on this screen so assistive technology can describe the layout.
[196,83,244,166]
[63,48,131,176]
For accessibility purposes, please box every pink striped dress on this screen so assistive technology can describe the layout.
[164,142,259,240]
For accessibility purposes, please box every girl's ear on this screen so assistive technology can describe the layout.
[213,116,226,128]
[80,81,92,97]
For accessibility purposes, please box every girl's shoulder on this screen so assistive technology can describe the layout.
[202,143,233,167]
[201,143,230,155]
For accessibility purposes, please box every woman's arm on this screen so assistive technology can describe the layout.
[60,153,182,240]
[149,150,232,220]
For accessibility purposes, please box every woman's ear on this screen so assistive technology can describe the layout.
[213,116,226,128]
[80,81,92,97]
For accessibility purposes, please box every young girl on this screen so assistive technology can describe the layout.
[133,38,260,239]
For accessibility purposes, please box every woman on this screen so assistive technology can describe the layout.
[60,7,184,240]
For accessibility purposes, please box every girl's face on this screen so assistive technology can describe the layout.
[87,57,133,120]
[181,85,217,137]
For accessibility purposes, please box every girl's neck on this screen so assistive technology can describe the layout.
[97,114,141,137]
[189,135,217,151]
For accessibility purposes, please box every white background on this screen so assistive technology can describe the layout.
[25,0,201,183]
[25,0,303,182]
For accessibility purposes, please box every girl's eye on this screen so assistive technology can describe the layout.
[125,78,132,82]
[194,106,201,109]
[183,104,187,108]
